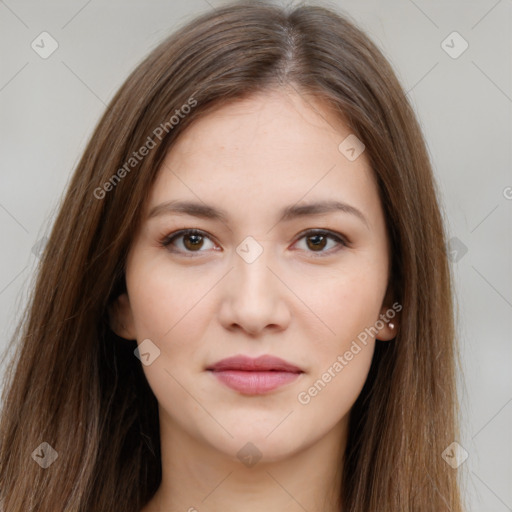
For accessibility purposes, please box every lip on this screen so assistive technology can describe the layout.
[206,355,304,395]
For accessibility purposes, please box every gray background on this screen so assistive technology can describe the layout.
[0,0,510,510]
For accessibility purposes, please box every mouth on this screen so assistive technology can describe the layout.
[206,354,304,395]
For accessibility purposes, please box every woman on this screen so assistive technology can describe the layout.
[0,2,464,511]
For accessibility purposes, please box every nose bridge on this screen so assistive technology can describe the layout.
[233,237,276,302]
[219,236,290,334]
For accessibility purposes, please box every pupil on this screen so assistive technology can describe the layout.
[308,234,326,251]
[185,234,203,250]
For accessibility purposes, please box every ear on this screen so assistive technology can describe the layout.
[375,284,400,341]
[108,293,137,340]
[375,303,399,341]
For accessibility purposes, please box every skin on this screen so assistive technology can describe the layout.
[111,87,397,512]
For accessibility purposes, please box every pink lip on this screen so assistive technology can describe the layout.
[206,355,304,395]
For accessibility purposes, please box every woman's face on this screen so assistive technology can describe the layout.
[113,88,396,463]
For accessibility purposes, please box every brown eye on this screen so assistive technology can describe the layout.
[295,229,348,256]
[306,233,328,251]
[183,233,204,251]
[161,229,217,255]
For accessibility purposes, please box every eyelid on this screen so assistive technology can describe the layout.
[294,228,349,246]
[160,228,219,255]
[291,228,349,257]
[160,228,349,256]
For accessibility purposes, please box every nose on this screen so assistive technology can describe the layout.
[218,244,291,336]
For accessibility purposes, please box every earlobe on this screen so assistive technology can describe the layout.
[377,320,397,341]
[108,293,137,340]
[376,280,399,341]
[376,305,399,341]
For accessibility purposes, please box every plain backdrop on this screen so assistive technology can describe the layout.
[0,0,511,510]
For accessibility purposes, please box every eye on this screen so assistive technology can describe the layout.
[160,228,348,257]
[161,229,218,255]
[293,229,348,256]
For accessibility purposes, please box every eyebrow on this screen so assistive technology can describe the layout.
[147,199,369,228]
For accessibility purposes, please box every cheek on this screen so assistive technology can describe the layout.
[296,262,386,346]
[292,264,383,404]
[125,259,216,413]
[126,256,217,342]
[294,338,374,438]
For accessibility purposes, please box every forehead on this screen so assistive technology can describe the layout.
[148,88,382,229]
[162,88,355,171]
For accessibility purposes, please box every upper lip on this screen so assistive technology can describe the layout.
[207,355,303,373]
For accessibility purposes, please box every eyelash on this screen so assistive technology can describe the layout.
[160,228,349,257]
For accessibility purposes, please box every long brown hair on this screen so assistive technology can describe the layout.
[0,2,463,510]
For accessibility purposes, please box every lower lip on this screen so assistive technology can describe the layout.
[209,370,302,395]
